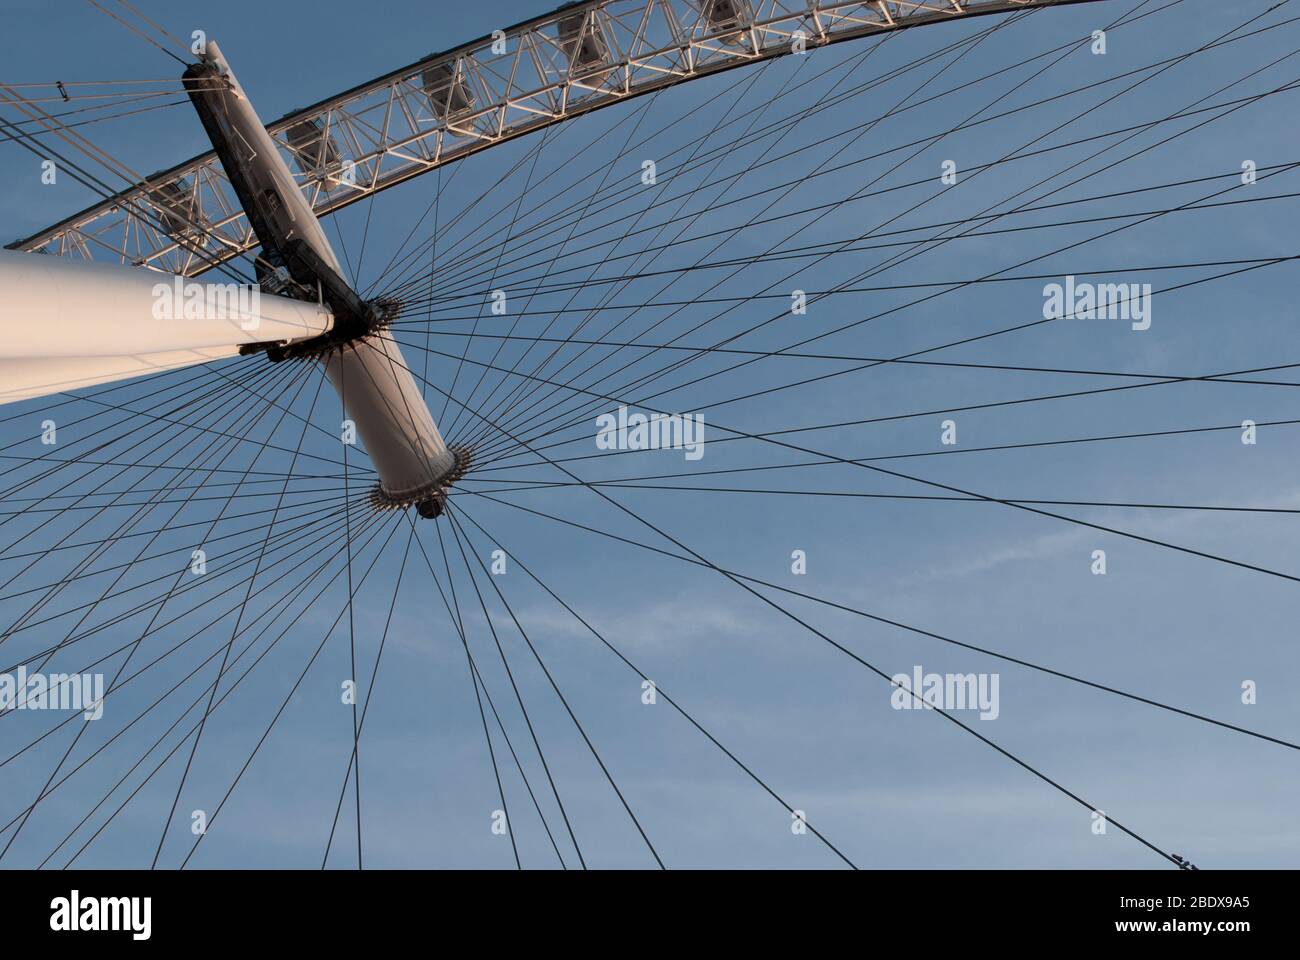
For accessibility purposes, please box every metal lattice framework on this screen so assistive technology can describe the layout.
[9,0,1098,275]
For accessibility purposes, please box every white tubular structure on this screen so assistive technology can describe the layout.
[186,42,459,509]
[321,340,456,503]
[0,248,329,404]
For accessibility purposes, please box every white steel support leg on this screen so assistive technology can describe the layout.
[0,249,330,404]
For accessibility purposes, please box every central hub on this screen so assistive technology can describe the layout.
[240,294,401,363]
[184,41,468,519]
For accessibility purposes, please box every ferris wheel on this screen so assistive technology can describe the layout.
[0,0,1298,871]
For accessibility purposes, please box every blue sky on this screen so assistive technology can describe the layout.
[1,0,1298,869]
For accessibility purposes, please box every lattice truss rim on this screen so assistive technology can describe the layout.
[10,0,1078,276]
